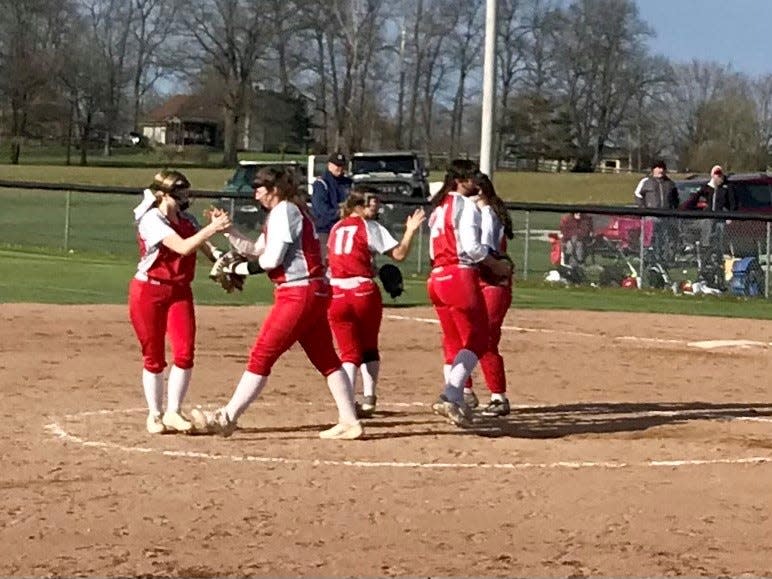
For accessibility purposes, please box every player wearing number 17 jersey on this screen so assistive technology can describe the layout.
[427,160,512,427]
[327,189,425,417]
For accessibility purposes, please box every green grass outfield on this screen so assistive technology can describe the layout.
[1,249,770,319]
[0,163,649,204]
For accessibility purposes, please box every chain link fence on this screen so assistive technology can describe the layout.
[1,182,770,299]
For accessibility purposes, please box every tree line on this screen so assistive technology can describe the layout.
[1,0,771,172]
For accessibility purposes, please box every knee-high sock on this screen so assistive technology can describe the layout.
[443,364,452,383]
[443,349,479,402]
[225,371,268,422]
[166,365,191,413]
[360,361,380,398]
[326,369,358,424]
[341,362,358,398]
[142,369,164,415]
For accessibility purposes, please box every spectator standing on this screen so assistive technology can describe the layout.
[680,164,733,248]
[633,160,679,264]
[311,152,353,260]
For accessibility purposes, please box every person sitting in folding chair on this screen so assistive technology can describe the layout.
[559,212,594,267]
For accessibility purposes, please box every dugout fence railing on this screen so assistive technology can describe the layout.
[1,179,771,299]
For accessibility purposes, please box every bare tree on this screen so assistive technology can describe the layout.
[551,0,656,170]
[0,0,71,163]
[184,0,267,165]
[129,0,179,131]
[448,1,483,159]
[81,0,136,156]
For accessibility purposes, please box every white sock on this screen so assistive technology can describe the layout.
[326,369,358,424]
[225,371,268,422]
[360,361,380,398]
[463,387,474,395]
[443,349,479,401]
[491,392,506,402]
[142,369,163,415]
[342,362,358,398]
[443,364,452,383]
[166,365,191,413]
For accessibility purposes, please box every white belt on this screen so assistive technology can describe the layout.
[329,276,374,289]
[275,276,328,288]
[431,264,475,274]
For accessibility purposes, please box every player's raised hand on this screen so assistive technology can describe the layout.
[405,207,426,232]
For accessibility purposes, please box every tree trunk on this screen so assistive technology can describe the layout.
[222,108,240,166]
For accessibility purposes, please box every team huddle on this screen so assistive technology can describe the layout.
[128,159,514,441]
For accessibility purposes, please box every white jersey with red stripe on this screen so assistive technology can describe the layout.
[327,216,399,280]
[134,208,200,285]
[480,205,507,254]
[259,200,325,285]
[428,192,488,268]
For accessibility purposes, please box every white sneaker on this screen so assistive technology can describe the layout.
[190,407,237,437]
[162,411,193,433]
[319,421,364,440]
[146,412,166,434]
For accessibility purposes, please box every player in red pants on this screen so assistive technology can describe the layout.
[191,167,362,440]
[427,160,512,427]
[129,170,232,434]
[327,188,425,417]
[463,172,514,417]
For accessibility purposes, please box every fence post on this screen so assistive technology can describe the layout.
[766,221,771,299]
[64,190,72,252]
[417,224,424,274]
[523,211,530,280]
[638,217,646,289]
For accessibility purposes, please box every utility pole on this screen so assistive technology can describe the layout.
[479,0,497,178]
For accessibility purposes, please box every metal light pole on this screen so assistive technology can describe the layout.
[479,0,497,178]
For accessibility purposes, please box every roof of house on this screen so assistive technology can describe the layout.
[143,94,222,125]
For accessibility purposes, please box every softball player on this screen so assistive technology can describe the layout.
[427,160,512,427]
[129,170,231,434]
[327,189,425,417]
[191,167,362,440]
[464,172,514,417]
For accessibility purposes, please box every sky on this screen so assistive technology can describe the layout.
[634,0,772,77]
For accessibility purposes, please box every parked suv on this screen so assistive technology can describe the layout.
[218,160,306,230]
[349,151,429,229]
[350,151,429,198]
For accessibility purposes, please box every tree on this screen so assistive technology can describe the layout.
[0,0,71,163]
[184,0,267,165]
[551,0,655,171]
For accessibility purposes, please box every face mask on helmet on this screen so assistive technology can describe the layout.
[170,190,191,211]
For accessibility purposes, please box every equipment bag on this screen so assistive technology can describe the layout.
[729,256,764,297]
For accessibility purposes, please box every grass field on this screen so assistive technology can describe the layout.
[2,160,770,318]
[1,248,769,319]
[0,161,647,204]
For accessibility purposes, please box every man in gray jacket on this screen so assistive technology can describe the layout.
[632,160,679,266]
[633,160,679,209]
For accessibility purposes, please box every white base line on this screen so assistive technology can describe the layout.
[44,408,772,471]
[59,405,772,424]
[385,314,772,349]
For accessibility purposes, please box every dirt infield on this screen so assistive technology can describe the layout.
[1,303,771,577]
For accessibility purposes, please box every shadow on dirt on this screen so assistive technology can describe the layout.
[365,401,772,440]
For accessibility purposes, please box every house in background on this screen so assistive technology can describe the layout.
[141,89,312,154]
[141,93,222,148]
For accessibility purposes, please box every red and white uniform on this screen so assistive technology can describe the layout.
[226,201,340,377]
[327,216,399,365]
[128,208,199,373]
[427,192,489,361]
[475,206,512,394]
